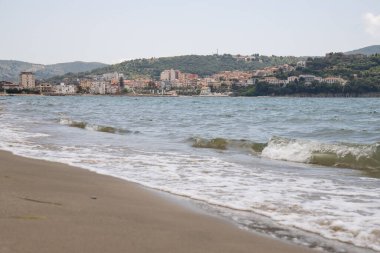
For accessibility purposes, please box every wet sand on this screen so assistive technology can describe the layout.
[0,150,316,253]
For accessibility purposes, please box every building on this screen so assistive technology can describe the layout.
[299,75,318,84]
[103,72,121,80]
[102,72,124,85]
[279,64,295,72]
[79,79,93,92]
[89,81,106,94]
[232,55,257,62]
[263,77,286,86]
[54,83,77,95]
[160,69,180,81]
[0,81,20,90]
[160,70,170,81]
[246,79,256,85]
[297,61,307,68]
[323,77,347,85]
[105,83,120,94]
[287,76,299,83]
[19,72,35,89]
[199,86,212,96]
[35,83,54,93]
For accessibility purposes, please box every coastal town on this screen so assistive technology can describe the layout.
[0,57,348,96]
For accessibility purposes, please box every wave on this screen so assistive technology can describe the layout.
[190,136,380,175]
[263,136,380,175]
[59,118,140,135]
[190,137,266,153]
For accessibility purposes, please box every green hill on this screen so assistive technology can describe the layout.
[345,45,380,56]
[49,54,302,82]
[0,60,107,83]
[235,52,380,96]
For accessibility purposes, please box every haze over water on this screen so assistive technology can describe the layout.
[0,96,379,253]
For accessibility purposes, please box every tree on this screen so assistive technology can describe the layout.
[119,76,124,90]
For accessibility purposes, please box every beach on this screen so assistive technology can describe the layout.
[1,96,379,252]
[0,150,316,253]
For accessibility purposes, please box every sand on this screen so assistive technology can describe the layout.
[0,150,316,253]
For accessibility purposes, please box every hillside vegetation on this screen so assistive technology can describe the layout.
[49,54,302,82]
[0,60,107,83]
[291,53,380,79]
[234,53,380,96]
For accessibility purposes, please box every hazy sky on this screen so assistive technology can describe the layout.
[1,0,380,64]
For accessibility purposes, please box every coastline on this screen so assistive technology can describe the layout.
[0,150,316,253]
[2,92,380,97]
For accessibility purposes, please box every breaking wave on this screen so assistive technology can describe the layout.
[59,118,140,135]
[190,137,266,153]
[262,136,380,175]
[191,136,380,175]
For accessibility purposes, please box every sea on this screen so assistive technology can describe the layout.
[0,96,379,253]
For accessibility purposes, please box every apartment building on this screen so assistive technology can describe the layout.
[19,72,35,89]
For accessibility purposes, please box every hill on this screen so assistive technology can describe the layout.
[234,52,380,96]
[345,45,380,56]
[49,54,303,82]
[0,60,107,83]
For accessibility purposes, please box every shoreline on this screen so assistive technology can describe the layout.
[2,92,380,97]
[0,150,316,253]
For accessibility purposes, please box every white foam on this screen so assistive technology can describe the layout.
[262,137,315,162]
[261,136,379,166]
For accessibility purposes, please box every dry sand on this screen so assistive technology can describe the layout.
[0,150,316,253]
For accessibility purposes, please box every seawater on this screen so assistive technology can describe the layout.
[0,96,379,253]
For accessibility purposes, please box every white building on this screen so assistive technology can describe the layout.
[54,83,77,95]
[299,75,318,84]
[287,76,299,83]
[160,70,170,81]
[102,72,124,81]
[160,69,179,81]
[297,61,307,68]
[90,81,106,94]
[323,77,347,85]
[199,86,212,96]
[246,79,256,85]
[263,77,286,85]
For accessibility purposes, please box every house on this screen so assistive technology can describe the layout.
[287,76,299,83]
[199,86,212,96]
[297,61,307,68]
[323,77,347,85]
[89,81,106,94]
[0,81,20,90]
[263,77,286,85]
[275,64,295,73]
[246,79,256,85]
[35,83,54,93]
[54,83,77,95]
[232,55,257,62]
[299,75,318,84]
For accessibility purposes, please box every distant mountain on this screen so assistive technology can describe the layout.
[345,45,380,56]
[0,60,108,83]
[50,54,303,82]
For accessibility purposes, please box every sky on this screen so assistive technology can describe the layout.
[0,0,380,64]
